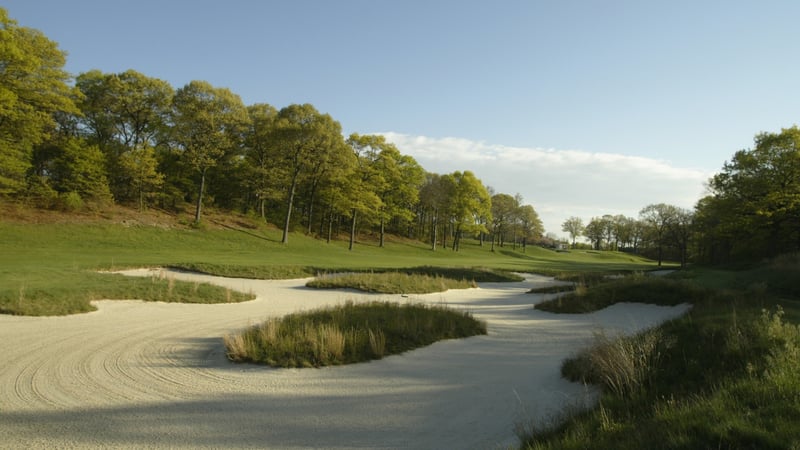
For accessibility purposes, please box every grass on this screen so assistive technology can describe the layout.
[0,204,658,315]
[224,300,487,367]
[306,267,523,294]
[534,274,709,313]
[519,256,800,449]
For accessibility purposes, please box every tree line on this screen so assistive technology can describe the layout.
[0,8,543,250]
[562,126,800,266]
[5,7,797,263]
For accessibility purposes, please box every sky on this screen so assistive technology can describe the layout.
[5,1,800,236]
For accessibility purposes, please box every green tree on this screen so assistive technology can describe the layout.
[242,103,279,221]
[118,145,163,211]
[170,80,248,223]
[584,217,606,250]
[344,134,386,250]
[36,136,112,206]
[561,216,585,248]
[490,193,518,250]
[0,8,78,195]
[368,137,425,247]
[639,203,679,266]
[448,171,491,251]
[271,104,347,244]
[700,127,800,260]
[517,203,544,250]
[418,173,454,251]
[75,69,173,202]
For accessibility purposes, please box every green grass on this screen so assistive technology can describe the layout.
[520,257,800,450]
[535,275,709,313]
[0,211,658,315]
[224,301,487,367]
[306,267,523,294]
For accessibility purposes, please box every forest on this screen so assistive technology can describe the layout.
[3,6,799,264]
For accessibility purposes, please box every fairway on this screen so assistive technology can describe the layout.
[0,216,661,316]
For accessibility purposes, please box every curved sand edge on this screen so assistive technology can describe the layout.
[0,269,690,449]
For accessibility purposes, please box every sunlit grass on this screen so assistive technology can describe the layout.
[225,301,487,367]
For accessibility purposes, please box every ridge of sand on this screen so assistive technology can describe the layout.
[0,269,690,449]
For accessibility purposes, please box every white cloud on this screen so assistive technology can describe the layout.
[379,132,712,238]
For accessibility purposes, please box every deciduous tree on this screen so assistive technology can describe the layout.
[0,8,78,195]
[561,216,585,248]
[170,80,248,224]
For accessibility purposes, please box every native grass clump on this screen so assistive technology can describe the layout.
[519,264,800,450]
[224,300,487,368]
[306,267,523,295]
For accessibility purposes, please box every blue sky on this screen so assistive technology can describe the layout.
[6,1,800,235]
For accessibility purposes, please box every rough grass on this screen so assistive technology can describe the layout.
[534,275,708,313]
[0,271,254,316]
[519,257,800,450]
[307,271,475,294]
[224,301,487,367]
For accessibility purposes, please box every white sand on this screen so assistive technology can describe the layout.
[0,269,690,449]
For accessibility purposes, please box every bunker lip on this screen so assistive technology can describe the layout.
[0,269,690,450]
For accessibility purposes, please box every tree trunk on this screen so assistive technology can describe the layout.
[194,167,206,224]
[306,180,319,235]
[281,170,300,245]
[327,206,334,244]
[430,209,438,251]
[379,217,385,248]
[349,208,357,251]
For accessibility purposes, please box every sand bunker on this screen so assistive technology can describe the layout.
[0,269,690,449]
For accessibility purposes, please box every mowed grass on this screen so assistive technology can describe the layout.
[225,300,487,367]
[0,210,660,315]
[520,257,800,449]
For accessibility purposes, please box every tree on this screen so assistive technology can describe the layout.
[584,217,606,250]
[448,171,491,251]
[517,203,544,251]
[418,173,454,251]
[0,8,78,195]
[490,193,518,250]
[639,203,679,266]
[375,145,425,246]
[118,145,163,211]
[668,207,694,268]
[35,136,112,206]
[698,126,800,260]
[561,216,585,248]
[344,134,385,250]
[75,69,173,202]
[242,103,279,220]
[170,80,248,224]
[271,104,347,244]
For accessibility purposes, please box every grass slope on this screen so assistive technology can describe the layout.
[0,205,659,315]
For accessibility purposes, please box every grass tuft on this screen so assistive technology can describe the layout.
[224,300,487,367]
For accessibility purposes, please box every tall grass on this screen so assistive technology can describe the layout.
[224,301,487,368]
[561,328,670,398]
[520,261,800,450]
[307,271,475,294]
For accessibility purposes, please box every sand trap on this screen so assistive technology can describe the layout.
[0,269,690,449]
